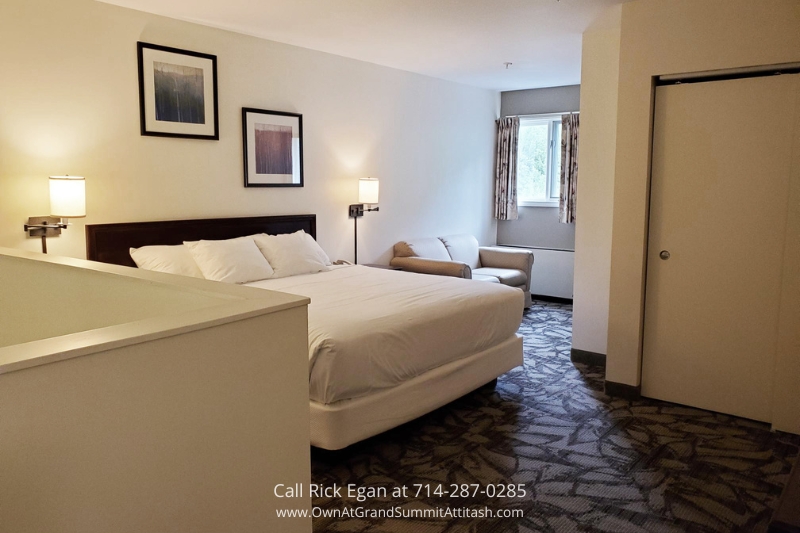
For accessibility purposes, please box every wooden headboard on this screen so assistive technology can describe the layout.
[86,214,316,267]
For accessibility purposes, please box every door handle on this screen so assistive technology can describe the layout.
[659,250,671,260]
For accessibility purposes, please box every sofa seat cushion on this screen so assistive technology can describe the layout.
[394,238,451,261]
[439,234,480,269]
[472,273,501,283]
[473,267,527,287]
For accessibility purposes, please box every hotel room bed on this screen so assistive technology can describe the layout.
[86,215,524,449]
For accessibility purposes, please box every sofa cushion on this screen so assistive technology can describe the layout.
[472,267,527,287]
[472,273,501,283]
[439,234,480,269]
[394,238,451,261]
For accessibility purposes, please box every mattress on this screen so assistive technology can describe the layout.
[246,265,524,404]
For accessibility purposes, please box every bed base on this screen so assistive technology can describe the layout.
[310,334,523,450]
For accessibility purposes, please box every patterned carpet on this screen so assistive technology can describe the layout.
[310,301,799,533]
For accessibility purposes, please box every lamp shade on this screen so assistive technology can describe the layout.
[358,178,379,204]
[49,176,86,218]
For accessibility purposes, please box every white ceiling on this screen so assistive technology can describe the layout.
[99,0,627,91]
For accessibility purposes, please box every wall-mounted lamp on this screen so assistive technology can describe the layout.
[24,176,86,253]
[348,177,379,264]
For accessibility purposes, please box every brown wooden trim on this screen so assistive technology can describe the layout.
[570,348,606,367]
[532,294,573,305]
[86,214,316,267]
[604,380,642,401]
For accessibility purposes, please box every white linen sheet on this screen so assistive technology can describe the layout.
[246,265,524,404]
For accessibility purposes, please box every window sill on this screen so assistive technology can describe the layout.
[519,201,559,208]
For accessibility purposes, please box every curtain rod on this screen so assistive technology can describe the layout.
[511,111,579,119]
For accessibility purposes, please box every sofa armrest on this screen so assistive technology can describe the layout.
[389,257,471,278]
[478,247,534,288]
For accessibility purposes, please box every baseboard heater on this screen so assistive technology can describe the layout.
[499,245,574,299]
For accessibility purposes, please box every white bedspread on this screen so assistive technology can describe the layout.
[246,265,524,404]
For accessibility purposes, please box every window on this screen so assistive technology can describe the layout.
[517,115,562,206]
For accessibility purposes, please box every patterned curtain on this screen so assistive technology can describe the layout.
[494,116,520,221]
[559,113,580,224]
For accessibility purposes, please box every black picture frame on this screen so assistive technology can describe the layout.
[137,42,219,140]
[242,108,304,188]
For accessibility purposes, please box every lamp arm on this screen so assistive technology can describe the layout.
[348,202,378,265]
[23,222,67,230]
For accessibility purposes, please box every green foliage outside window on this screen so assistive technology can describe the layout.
[517,119,561,203]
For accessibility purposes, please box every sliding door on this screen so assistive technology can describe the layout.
[641,74,799,422]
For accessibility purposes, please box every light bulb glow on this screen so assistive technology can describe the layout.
[358,178,379,205]
[49,176,86,218]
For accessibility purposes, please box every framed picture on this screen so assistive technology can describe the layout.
[137,42,219,140]
[242,108,304,187]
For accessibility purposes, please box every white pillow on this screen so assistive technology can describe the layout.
[184,237,274,284]
[302,232,332,266]
[252,231,330,278]
[130,245,204,278]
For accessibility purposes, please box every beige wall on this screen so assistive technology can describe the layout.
[602,0,800,385]
[0,0,498,263]
[571,5,621,356]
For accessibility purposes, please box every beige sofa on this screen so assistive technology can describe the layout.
[391,234,534,308]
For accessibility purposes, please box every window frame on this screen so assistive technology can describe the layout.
[516,113,565,208]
